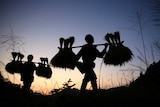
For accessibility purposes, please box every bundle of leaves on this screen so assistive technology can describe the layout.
[50,37,77,70]
[36,57,52,78]
[103,32,133,66]
[104,44,133,66]
[36,64,52,79]
[5,52,24,74]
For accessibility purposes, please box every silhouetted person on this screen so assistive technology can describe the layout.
[21,54,36,93]
[76,34,107,92]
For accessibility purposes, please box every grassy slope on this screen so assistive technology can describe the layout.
[0,60,160,107]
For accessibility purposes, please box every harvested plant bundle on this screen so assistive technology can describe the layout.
[103,31,133,66]
[5,52,24,74]
[36,57,52,79]
[50,36,77,70]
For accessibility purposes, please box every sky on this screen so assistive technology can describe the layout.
[0,0,160,95]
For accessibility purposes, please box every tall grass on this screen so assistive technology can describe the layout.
[129,8,149,71]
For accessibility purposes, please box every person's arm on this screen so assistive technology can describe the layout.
[76,44,86,61]
[97,43,108,58]
[76,48,83,61]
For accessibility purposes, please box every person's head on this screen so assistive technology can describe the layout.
[27,54,33,62]
[85,34,94,44]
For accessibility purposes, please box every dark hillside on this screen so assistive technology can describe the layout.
[129,60,160,89]
[0,73,51,107]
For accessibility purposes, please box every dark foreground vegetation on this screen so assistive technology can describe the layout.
[0,60,160,107]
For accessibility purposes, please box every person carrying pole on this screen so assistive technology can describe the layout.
[76,34,108,93]
[21,54,36,93]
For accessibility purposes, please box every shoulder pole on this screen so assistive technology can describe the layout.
[72,43,106,48]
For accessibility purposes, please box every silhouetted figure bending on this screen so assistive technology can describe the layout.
[21,54,36,93]
[76,34,107,92]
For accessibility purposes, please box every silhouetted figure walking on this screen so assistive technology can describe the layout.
[76,34,107,92]
[21,54,36,93]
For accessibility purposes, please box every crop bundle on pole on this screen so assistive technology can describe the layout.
[36,57,52,79]
[5,52,24,74]
[103,31,134,66]
[50,36,77,70]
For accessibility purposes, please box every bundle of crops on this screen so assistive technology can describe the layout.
[50,36,77,70]
[36,64,52,79]
[5,61,17,74]
[36,57,52,79]
[103,31,133,66]
[5,52,24,74]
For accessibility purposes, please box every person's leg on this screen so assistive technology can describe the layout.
[22,81,27,92]
[27,82,32,91]
[91,79,97,90]
[80,79,88,92]
[22,81,31,93]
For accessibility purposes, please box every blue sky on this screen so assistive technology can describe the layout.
[0,0,160,94]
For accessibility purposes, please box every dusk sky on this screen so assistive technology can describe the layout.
[0,0,160,94]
